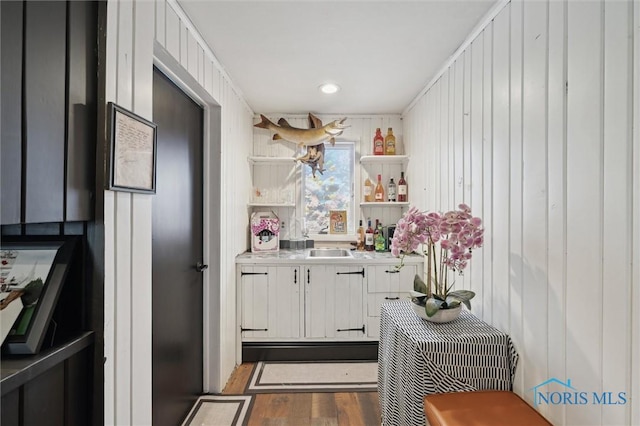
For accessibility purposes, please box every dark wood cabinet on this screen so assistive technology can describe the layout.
[1,333,94,426]
[0,1,97,225]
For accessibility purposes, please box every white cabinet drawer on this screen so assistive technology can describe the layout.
[367,293,405,317]
[367,265,417,293]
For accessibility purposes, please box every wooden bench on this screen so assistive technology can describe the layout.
[424,391,552,426]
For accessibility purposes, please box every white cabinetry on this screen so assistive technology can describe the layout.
[237,259,423,344]
[365,264,418,338]
[305,265,366,339]
[238,265,302,339]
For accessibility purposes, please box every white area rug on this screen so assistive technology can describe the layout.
[246,361,378,393]
[182,395,252,426]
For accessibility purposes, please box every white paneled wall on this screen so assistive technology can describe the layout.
[103,0,253,424]
[251,114,405,236]
[403,1,639,425]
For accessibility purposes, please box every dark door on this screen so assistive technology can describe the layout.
[152,67,204,426]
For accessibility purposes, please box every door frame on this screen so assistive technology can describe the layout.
[153,43,221,393]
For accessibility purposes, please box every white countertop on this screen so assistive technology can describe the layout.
[235,249,424,265]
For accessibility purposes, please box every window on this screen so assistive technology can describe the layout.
[302,142,355,236]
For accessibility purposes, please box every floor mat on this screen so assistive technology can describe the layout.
[182,395,253,426]
[245,361,378,393]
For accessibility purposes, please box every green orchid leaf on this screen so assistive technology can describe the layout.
[414,274,428,294]
[447,290,475,310]
[447,290,476,301]
[444,297,461,308]
[425,298,444,317]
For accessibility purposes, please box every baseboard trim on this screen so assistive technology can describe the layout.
[242,341,378,362]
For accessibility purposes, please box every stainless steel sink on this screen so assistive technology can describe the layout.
[306,248,353,258]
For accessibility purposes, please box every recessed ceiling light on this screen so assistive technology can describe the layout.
[319,83,340,94]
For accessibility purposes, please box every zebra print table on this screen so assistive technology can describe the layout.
[378,301,518,426]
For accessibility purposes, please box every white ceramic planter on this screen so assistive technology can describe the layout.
[411,302,462,323]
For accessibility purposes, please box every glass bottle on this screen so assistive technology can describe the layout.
[375,221,386,252]
[373,128,384,155]
[356,220,365,251]
[363,177,374,202]
[398,172,408,202]
[387,177,396,202]
[365,219,375,251]
[385,128,396,155]
[374,174,385,202]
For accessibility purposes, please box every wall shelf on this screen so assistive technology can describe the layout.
[359,155,409,166]
[248,156,298,165]
[248,202,295,207]
[360,202,409,207]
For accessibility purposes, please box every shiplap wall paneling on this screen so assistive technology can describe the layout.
[566,1,604,424]
[633,2,640,425]
[164,4,180,60]
[546,0,567,424]
[131,0,154,423]
[481,22,494,326]
[521,0,549,413]
[463,49,472,210]
[491,4,511,336]
[601,1,633,425]
[508,0,525,394]
[439,72,450,212]
[432,79,442,212]
[470,34,484,315]
[403,0,638,425]
[453,58,464,208]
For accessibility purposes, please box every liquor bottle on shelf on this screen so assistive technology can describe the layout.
[387,177,396,202]
[385,128,396,155]
[363,177,374,202]
[374,174,385,202]
[398,172,408,202]
[375,221,386,252]
[365,219,375,251]
[373,219,379,241]
[373,128,384,155]
[356,220,365,251]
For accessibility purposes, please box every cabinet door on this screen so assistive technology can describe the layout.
[239,265,301,339]
[305,265,365,339]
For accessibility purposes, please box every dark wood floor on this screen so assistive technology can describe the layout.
[222,363,382,426]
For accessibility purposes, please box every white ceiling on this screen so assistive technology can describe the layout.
[178,0,497,115]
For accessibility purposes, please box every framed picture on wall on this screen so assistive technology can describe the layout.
[107,102,158,194]
[1,236,79,355]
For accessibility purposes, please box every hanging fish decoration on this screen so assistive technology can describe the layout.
[254,113,348,147]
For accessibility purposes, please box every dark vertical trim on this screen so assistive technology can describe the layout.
[19,386,24,426]
[63,0,70,222]
[21,0,28,224]
[90,3,107,424]
[21,0,27,225]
